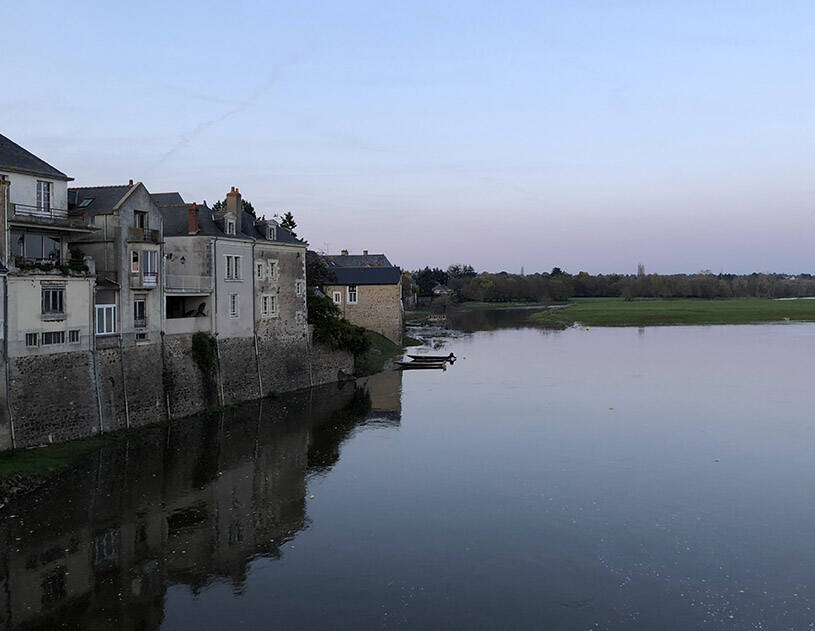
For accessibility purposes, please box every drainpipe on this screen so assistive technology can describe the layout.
[119,333,130,430]
[212,237,224,405]
[4,274,14,450]
[252,240,262,397]
[91,277,104,435]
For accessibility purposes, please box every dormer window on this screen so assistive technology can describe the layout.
[266,225,276,240]
[226,218,236,235]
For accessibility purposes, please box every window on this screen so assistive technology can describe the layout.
[348,285,358,304]
[131,251,140,273]
[266,225,276,240]
[295,280,305,296]
[36,180,51,212]
[96,304,116,335]
[25,333,38,347]
[226,218,236,235]
[295,311,306,325]
[134,211,148,229]
[261,294,277,318]
[78,197,93,208]
[42,287,65,315]
[225,255,242,280]
[229,294,239,318]
[256,262,265,280]
[268,260,277,280]
[136,332,147,341]
[68,329,80,344]
[333,291,342,304]
[41,331,65,345]
[12,231,61,261]
[134,297,146,327]
[143,250,158,276]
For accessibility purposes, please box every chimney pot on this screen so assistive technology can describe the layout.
[129,179,134,186]
[363,250,368,256]
[341,249,349,256]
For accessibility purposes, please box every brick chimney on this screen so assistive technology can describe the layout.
[341,249,349,256]
[188,203,199,234]
[225,186,242,232]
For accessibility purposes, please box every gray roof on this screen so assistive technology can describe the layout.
[242,210,305,245]
[151,192,185,207]
[0,133,71,181]
[161,203,225,238]
[325,253,392,267]
[68,185,132,215]
[324,266,402,286]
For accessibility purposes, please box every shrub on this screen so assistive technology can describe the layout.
[192,332,218,373]
[307,294,371,356]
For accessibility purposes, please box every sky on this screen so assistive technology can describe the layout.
[3,1,815,274]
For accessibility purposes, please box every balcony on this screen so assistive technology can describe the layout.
[128,227,160,243]
[12,203,69,220]
[130,272,158,289]
[166,274,213,294]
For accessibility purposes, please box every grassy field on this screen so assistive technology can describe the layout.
[0,432,128,481]
[530,297,815,327]
[452,300,550,310]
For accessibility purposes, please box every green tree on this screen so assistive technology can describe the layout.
[278,211,297,236]
[212,198,255,217]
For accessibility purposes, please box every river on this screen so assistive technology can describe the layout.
[1,316,814,629]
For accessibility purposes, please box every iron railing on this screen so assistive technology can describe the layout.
[13,203,69,220]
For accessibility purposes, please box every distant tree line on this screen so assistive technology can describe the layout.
[410,265,815,302]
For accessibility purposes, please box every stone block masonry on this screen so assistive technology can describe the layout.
[7,350,100,446]
[2,331,354,449]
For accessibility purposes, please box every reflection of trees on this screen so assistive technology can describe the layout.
[0,380,386,630]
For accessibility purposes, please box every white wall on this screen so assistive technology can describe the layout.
[0,171,68,211]
[6,275,94,357]
[215,239,255,338]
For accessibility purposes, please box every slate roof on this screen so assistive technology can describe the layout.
[325,253,392,267]
[151,192,185,207]
[243,211,305,245]
[68,185,133,216]
[0,134,71,181]
[160,203,225,238]
[324,266,402,286]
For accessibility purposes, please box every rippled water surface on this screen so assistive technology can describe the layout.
[2,322,814,630]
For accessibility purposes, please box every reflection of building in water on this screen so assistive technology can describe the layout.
[0,380,394,630]
[358,370,403,422]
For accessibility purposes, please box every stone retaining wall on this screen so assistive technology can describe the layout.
[3,331,355,449]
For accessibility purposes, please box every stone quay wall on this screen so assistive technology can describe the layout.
[2,331,354,449]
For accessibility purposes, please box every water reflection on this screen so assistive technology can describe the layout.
[0,372,401,630]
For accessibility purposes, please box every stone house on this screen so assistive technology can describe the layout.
[0,133,99,448]
[67,182,166,429]
[155,186,309,402]
[321,250,403,344]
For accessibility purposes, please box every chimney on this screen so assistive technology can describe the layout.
[128,179,134,186]
[188,203,199,234]
[363,250,368,256]
[341,249,349,256]
[225,186,242,232]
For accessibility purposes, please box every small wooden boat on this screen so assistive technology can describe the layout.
[395,361,446,370]
[407,353,456,363]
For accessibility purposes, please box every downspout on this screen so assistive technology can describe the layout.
[4,274,14,449]
[213,237,224,405]
[91,277,104,435]
[2,181,14,448]
[119,333,130,429]
[252,240,262,397]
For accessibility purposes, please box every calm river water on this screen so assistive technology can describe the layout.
[1,319,814,630]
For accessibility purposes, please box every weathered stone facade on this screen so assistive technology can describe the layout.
[7,350,99,445]
[218,336,261,404]
[326,282,404,344]
[162,333,218,419]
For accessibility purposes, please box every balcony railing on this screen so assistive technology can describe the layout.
[166,274,213,293]
[128,227,160,243]
[130,272,158,289]
[13,203,69,220]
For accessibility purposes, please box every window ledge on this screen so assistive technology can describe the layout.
[41,313,66,321]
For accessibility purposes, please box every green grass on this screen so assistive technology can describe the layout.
[454,300,550,310]
[0,432,128,481]
[530,297,815,327]
[356,330,405,376]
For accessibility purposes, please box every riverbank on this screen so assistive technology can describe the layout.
[530,297,815,326]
